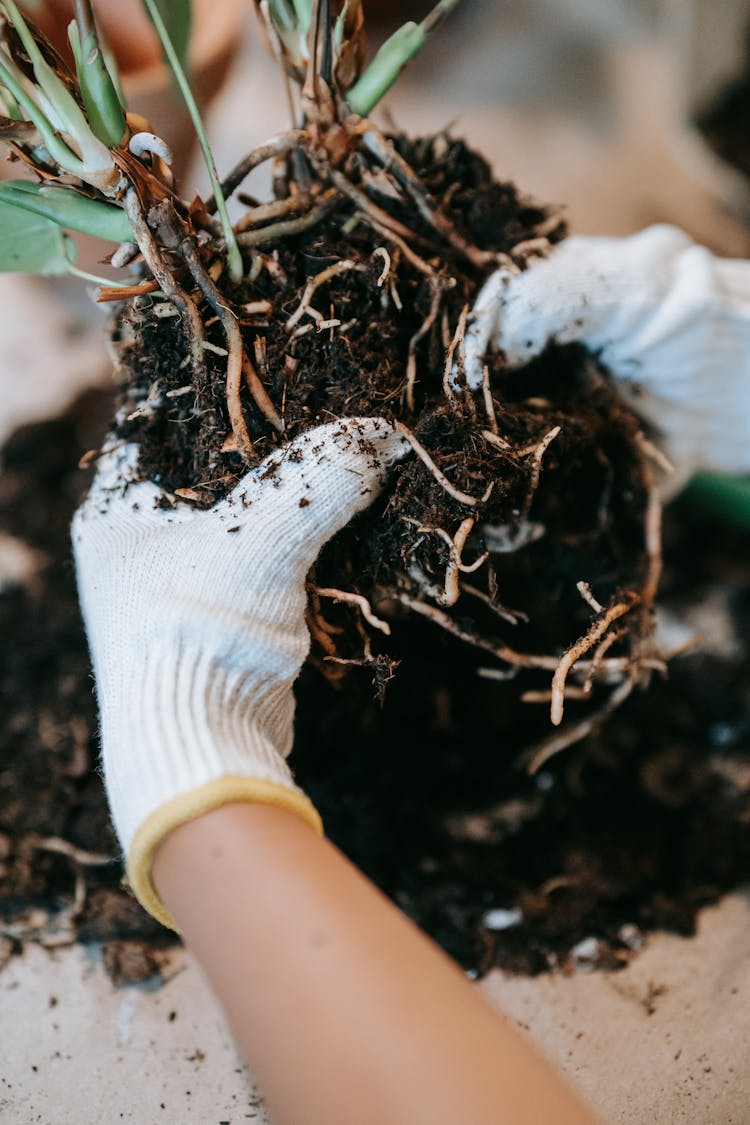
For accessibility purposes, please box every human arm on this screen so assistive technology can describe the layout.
[154,802,599,1125]
[73,416,599,1124]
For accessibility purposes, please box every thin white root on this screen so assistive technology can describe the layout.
[482,365,498,435]
[521,425,561,519]
[482,429,512,451]
[443,304,469,401]
[419,517,486,607]
[395,422,485,508]
[550,596,638,726]
[29,836,113,866]
[577,580,603,614]
[313,587,391,636]
[128,131,173,165]
[372,246,391,286]
[525,678,636,775]
[286,260,363,330]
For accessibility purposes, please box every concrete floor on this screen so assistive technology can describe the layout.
[2,3,750,1122]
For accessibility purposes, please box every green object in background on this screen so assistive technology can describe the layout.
[684,473,750,530]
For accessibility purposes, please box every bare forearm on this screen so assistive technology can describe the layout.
[153,804,599,1125]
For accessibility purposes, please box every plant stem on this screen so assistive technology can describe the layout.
[66,263,130,287]
[140,0,243,283]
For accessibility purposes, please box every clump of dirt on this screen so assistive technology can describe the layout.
[112,135,660,739]
[1,390,749,978]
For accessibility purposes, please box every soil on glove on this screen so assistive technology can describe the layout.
[1,390,749,979]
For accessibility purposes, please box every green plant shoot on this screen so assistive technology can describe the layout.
[140,0,243,282]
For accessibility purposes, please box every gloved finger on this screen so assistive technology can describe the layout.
[74,437,171,526]
[217,417,409,563]
[464,225,697,385]
[462,266,516,390]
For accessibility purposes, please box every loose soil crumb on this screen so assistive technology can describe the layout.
[1,391,748,977]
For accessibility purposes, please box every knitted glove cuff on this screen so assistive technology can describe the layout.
[127,778,322,930]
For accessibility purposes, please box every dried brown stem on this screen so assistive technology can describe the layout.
[96,278,160,303]
[124,190,206,379]
[177,235,255,461]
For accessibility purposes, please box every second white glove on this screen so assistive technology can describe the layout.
[465,224,750,483]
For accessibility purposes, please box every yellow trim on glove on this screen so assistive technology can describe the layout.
[126,777,324,931]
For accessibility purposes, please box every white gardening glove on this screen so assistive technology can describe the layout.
[73,418,407,929]
[465,225,750,488]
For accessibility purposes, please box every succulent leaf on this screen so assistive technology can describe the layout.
[0,193,73,274]
[68,7,126,147]
[0,179,132,240]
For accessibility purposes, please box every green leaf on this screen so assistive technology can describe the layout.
[142,0,192,74]
[346,23,424,116]
[0,197,73,274]
[0,0,117,189]
[346,0,461,116]
[0,180,132,241]
[69,15,127,147]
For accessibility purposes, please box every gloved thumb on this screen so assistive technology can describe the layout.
[220,417,409,570]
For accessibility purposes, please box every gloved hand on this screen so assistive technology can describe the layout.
[465,224,750,488]
[73,418,407,929]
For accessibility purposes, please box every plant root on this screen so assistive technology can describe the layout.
[171,226,256,461]
[236,189,339,248]
[242,354,284,433]
[312,586,391,634]
[362,126,500,270]
[286,259,364,330]
[394,422,487,508]
[405,276,451,412]
[549,594,639,727]
[524,677,636,775]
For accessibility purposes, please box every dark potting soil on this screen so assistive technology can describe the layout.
[1,388,749,980]
[115,136,655,713]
